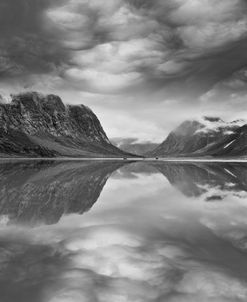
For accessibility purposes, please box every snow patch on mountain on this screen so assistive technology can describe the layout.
[224,139,236,149]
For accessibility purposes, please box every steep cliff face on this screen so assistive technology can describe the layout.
[149,117,246,157]
[0,92,129,157]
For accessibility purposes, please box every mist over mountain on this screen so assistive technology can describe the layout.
[0,92,131,158]
[112,137,158,156]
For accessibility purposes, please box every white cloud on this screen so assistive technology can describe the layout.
[46,8,90,30]
[179,19,247,49]
[65,68,141,92]
[170,0,242,24]
[158,60,188,75]
[65,38,166,92]
[96,109,165,143]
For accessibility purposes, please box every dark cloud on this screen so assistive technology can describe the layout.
[1,0,247,140]
[1,0,247,96]
[0,0,67,79]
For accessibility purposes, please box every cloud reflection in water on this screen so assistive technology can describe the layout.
[0,161,247,301]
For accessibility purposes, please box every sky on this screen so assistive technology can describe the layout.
[1,0,247,142]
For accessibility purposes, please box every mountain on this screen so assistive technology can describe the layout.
[112,137,158,155]
[149,117,247,157]
[0,92,131,158]
[0,160,126,226]
[198,124,247,156]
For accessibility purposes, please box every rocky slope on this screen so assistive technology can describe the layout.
[0,92,131,157]
[149,117,247,157]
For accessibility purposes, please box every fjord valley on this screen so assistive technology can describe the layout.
[1,93,247,160]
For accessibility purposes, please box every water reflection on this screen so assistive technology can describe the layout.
[0,160,125,226]
[1,161,247,302]
[1,161,247,226]
[152,162,247,201]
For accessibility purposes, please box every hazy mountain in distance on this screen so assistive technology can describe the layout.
[149,116,247,157]
[0,92,132,158]
[112,137,158,155]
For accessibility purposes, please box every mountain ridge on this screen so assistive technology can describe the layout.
[149,116,247,157]
[0,92,132,158]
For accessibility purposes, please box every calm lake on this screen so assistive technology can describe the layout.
[1,160,247,302]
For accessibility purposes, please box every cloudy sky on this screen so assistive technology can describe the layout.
[1,0,247,142]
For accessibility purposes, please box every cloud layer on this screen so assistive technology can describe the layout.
[1,0,247,141]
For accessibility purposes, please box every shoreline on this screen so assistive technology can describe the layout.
[1,157,247,163]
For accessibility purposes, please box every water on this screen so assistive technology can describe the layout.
[1,160,247,301]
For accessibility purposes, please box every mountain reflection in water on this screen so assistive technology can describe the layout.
[0,161,125,226]
[1,161,247,302]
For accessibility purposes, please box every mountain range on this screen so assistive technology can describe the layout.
[149,117,247,157]
[1,92,247,158]
[0,92,131,158]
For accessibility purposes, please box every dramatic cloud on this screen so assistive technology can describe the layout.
[1,0,247,141]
